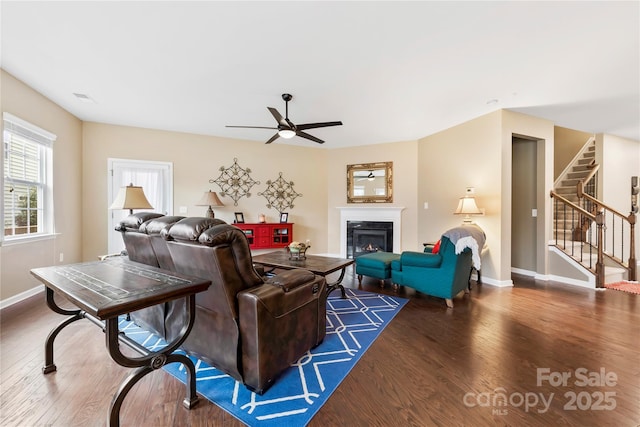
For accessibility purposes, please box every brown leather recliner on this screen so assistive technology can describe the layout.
[116,212,186,337]
[116,212,165,266]
[164,217,327,394]
[116,215,327,394]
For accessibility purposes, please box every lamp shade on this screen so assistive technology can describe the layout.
[196,190,224,218]
[109,184,153,213]
[454,196,482,223]
[454,196,482,215]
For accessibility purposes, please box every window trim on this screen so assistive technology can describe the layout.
[2,112,56,243]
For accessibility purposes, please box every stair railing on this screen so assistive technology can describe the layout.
[572,164,599,241]
[550,190,604,284]
[577,181,636,283]
[551,184,637,288]
[581,163,599,199]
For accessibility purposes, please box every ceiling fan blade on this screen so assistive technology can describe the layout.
[265,133,280,144]
[296,131,325,144]
[284,118,296,129]
[225,125,277,129]
[296,121,343,131]
[267,107,288,127]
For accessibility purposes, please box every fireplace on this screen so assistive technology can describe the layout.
[347,221,393,258]
[338,206,404,258]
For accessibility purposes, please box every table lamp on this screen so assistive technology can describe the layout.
[454,195,482,224]
[109,183,153,214]
[196,190,224,218]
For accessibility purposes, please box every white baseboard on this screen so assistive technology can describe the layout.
[511,267,536,277]
[512,267,595,288]
[547,274,595,289]
[0,285,44,310]
[479,276,514,287]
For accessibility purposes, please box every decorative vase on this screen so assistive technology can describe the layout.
[259,213,266,223]
[287,243,309,260]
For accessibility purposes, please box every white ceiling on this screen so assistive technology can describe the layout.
[1,1,638,148]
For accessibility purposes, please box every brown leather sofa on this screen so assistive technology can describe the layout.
[116,213,327,394]
[116,212,185,337]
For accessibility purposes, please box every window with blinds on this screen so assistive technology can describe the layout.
[3,113,56,240]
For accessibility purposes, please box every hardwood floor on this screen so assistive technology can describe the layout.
[1,268,638,426]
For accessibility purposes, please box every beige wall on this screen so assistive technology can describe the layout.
[501,110,555,281]
[326,141,420,256]
[82,122,329,261]
[416,110,555,285]
[0,70,83,301]
[554,126,593,180]
[418,111,504,283]
[596,133,640,263]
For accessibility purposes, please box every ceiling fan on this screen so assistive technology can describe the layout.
[356,171,376,181]
[226,93,343,144]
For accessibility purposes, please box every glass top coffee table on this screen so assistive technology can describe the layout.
[252,251,354,298]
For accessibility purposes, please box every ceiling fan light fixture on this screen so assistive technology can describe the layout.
[226,93,342,144]
[278,129,296,139]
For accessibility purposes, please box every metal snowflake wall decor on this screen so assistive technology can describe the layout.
[258,172,302,213]
[210,158,260,206]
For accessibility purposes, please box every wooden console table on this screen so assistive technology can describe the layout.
[31,257,211,427]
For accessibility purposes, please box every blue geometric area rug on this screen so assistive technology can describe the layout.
[119,288,407,426]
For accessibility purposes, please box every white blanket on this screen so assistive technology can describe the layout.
[443,224,486,269]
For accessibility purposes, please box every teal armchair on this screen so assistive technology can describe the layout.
[391,236,472,308]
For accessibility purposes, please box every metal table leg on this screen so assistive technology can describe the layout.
[42,287,83,374]
[105,294,199,427]
[326,267,348,299]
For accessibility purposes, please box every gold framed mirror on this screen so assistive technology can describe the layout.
[347,162,393,203]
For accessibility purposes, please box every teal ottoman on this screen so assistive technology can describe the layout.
[355,252,401,287]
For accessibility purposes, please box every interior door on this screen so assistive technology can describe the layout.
[511,137,538,273]
[108,159,173,254]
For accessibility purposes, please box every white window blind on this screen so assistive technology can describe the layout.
[3,112,56,240]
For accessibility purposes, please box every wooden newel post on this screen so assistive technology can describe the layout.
[595,210,605,288]
[628,212,636,282]
[577,180,584,199]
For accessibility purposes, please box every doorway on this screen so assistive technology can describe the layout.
[512,137,538,273]
[107,158,173,254]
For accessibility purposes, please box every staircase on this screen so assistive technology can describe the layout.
[554,139,596,204]
[553,139,597,243]
[550,137,637,287]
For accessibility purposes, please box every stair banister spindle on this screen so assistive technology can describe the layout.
[628,212,636,281]
[577,180,583,198]
[596,210,605,288]
[554,198,557,242]
[564,202,568,248]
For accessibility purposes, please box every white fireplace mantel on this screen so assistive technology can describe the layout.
[338,206,404,258]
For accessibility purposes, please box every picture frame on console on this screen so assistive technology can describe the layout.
[234,212,245,223]
[280,212,288,223]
